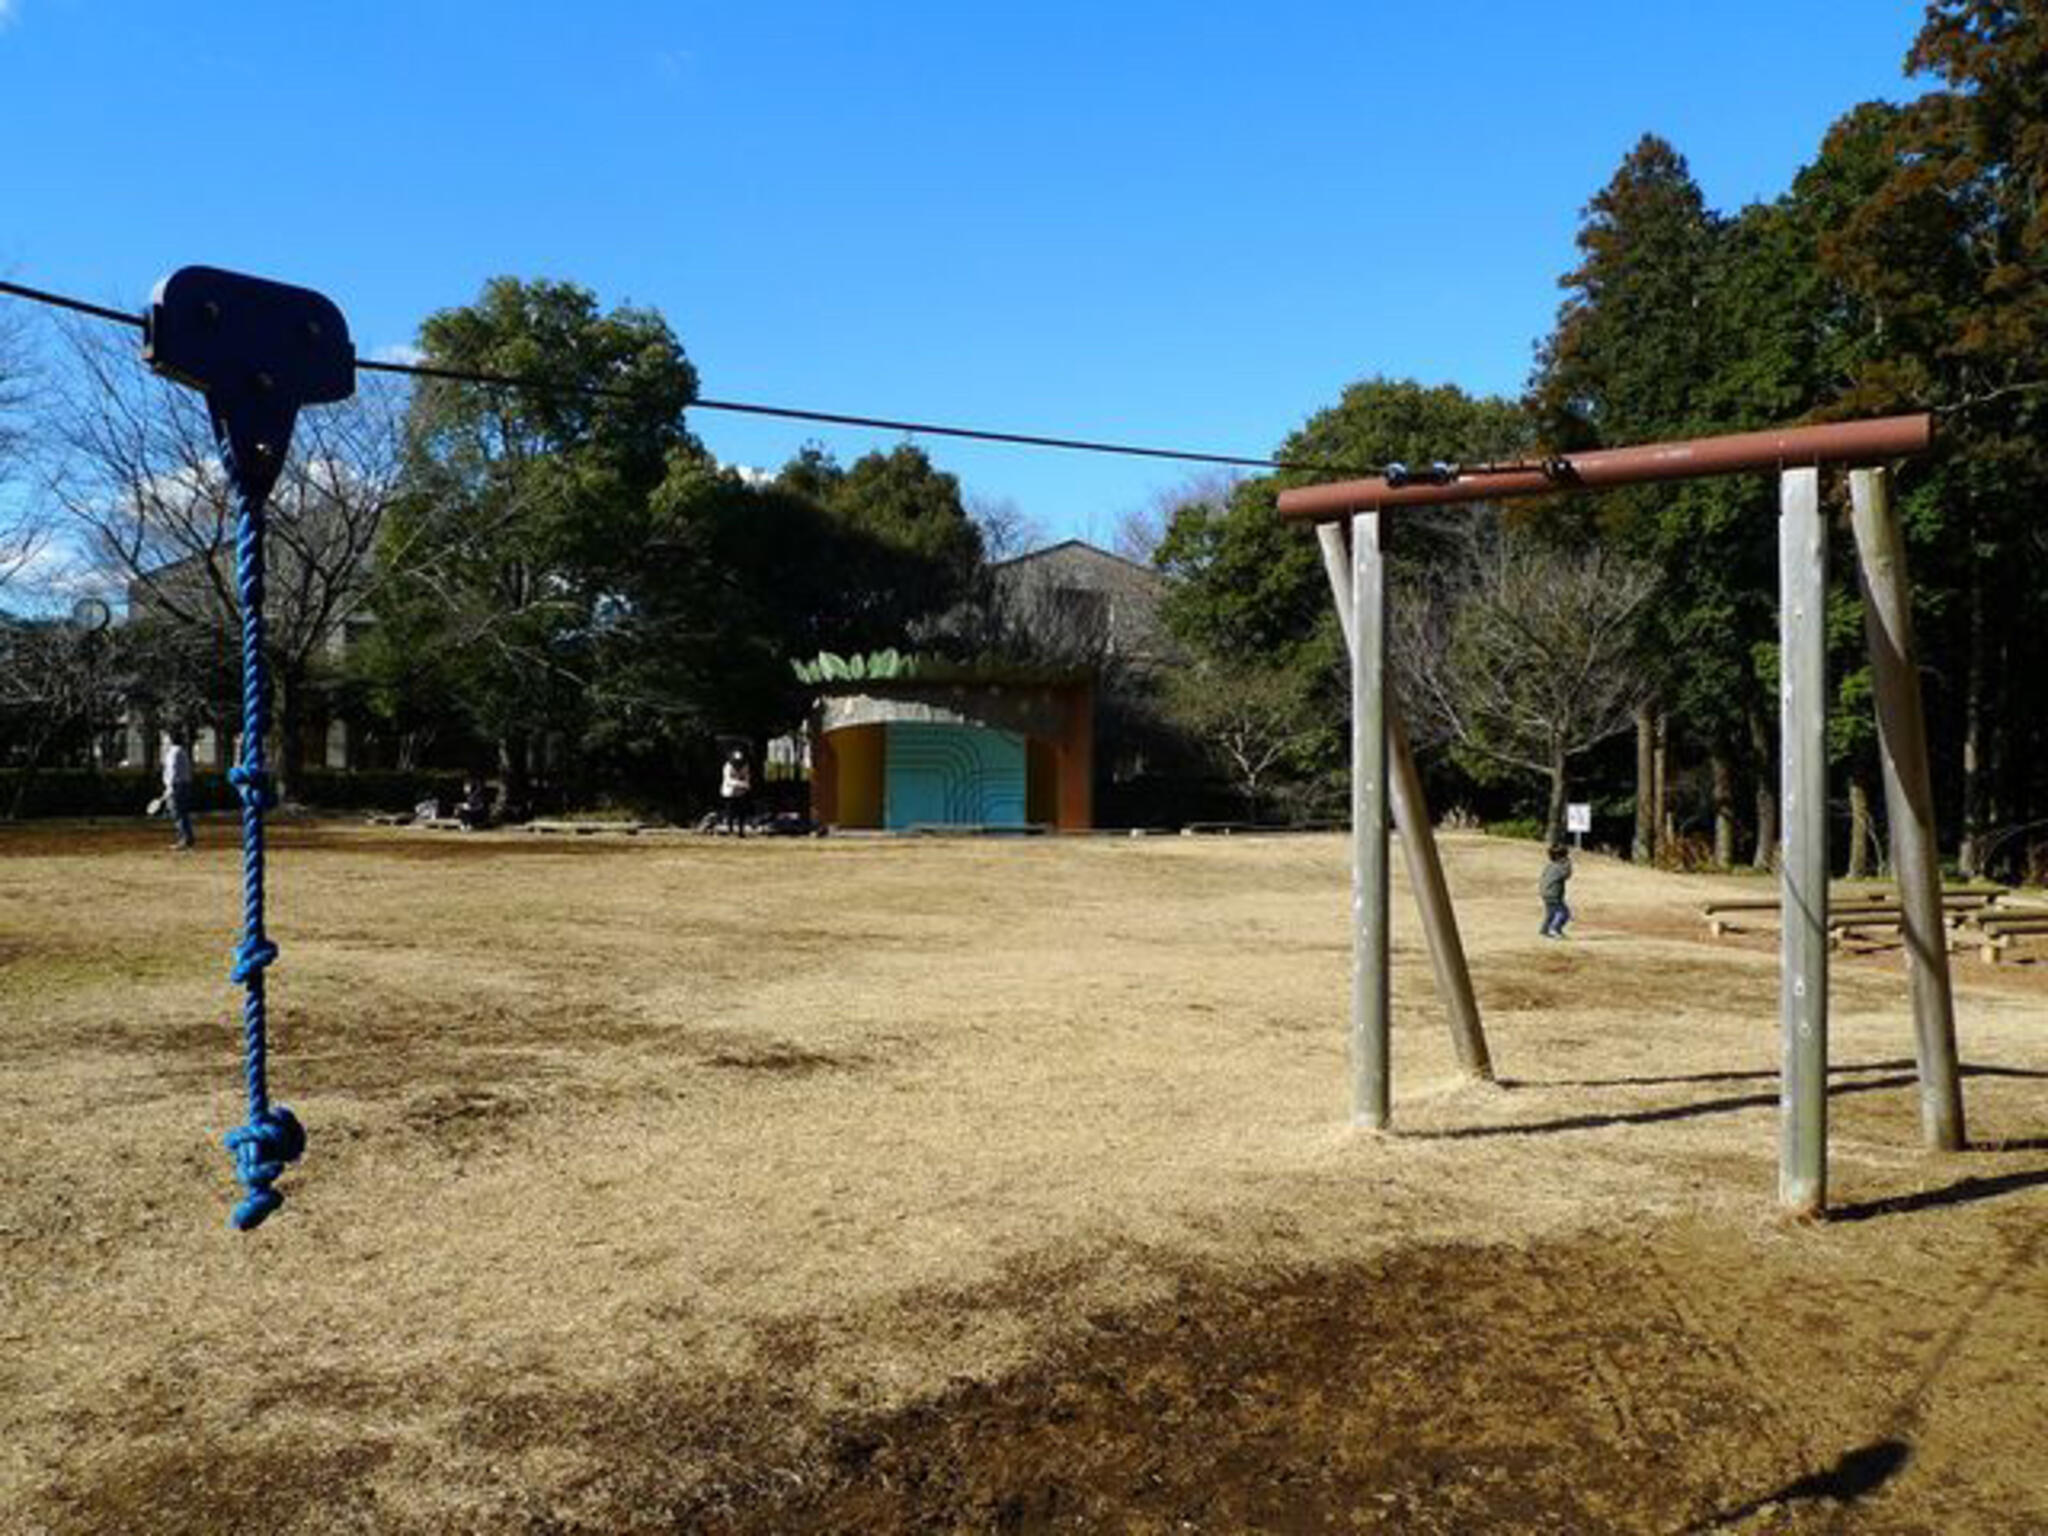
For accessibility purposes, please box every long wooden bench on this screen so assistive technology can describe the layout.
[1974,904,2048,927]
[1704,889,2001,938]
[1973,910,2048,963]
[1705,891,2001,913]
[1832,884,2007,901]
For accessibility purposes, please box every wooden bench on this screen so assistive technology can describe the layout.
[523,819,646,836]
[1973,910,2048,963]
[1703,888,2002,937]
[1829,917,1905,950]
[1829,884,2006,901]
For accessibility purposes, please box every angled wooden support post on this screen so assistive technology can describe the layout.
[1848,467,1966,1150]
[1317,523,1492,1083]
[1778,467,1829,1216]
[1349,511,1392,1128]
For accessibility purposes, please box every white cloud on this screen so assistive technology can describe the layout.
[371,342,424,367]
[1,534,120,616]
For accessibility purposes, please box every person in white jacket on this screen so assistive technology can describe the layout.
[162,739,194,850]
[718,748,752,836]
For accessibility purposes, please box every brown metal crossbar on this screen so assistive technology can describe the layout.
[1277,413,1934,518]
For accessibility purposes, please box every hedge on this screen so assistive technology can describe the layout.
[2,768,455,819]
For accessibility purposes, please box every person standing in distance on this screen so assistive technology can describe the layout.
[1539,842,1573,938]
[163,736,195,851]
[719,747,752,836]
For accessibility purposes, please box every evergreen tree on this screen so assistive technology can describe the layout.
[1531,136,1761,863]
[1819,2,2048,872]
[373,277,701,804]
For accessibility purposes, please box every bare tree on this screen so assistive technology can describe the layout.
[0,603,126,816]
[0,300,49,605]
[0,512,54,606]
[1396,517,1658,843]
[1118,470,1238,565]
[1163,659,1318,821]
[41,324,409,792]
[968,493,1044,562]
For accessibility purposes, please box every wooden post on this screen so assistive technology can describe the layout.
[1351,511,1391,1129]
[1317,522,1493,1082]
[1779,468,1829,1216]
[1848,467,1967,1151]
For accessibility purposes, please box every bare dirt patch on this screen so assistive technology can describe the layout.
[2,823,2044,1533]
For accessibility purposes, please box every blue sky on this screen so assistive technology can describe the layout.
[3,1,1931,548]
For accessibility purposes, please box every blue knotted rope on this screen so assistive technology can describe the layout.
[219,438,305,1231]
[143,269,352,1232]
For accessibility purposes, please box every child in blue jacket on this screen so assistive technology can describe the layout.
[1540,844,1573,938]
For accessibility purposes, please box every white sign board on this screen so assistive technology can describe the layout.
[1566,803,1593,835]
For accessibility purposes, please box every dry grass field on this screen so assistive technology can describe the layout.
[3,818,2045,1534]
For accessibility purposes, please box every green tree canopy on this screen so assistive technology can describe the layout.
[1159,378,1529,663]
[371,277,702,798]
[1153,378,1528,810]
[787,443,984,646]
[577,442,986,791]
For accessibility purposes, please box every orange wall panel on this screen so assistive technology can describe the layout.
[825,724,885,829]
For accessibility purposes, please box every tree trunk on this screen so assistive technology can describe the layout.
[274,667,304,805]
[6,733,53,820]
[5,711,71,817]
[1959,552,1988,876]
[1710,743,1737,867]
[1988,621,2010,879]
[1847,771,1875,880]
[1633,701,1656,862]
[1545,745,1568,846]
[1652,713,1671,861]
[1748,701,1777,870]
[499,730,531,810]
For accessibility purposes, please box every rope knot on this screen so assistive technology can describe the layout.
[227,764,277,811]
[224,1106,305,1230]
[229,936,279,983]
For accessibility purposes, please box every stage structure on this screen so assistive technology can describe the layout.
[1277,414,1960,1218]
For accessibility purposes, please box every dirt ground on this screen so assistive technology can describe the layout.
[2,818,2044,1534]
